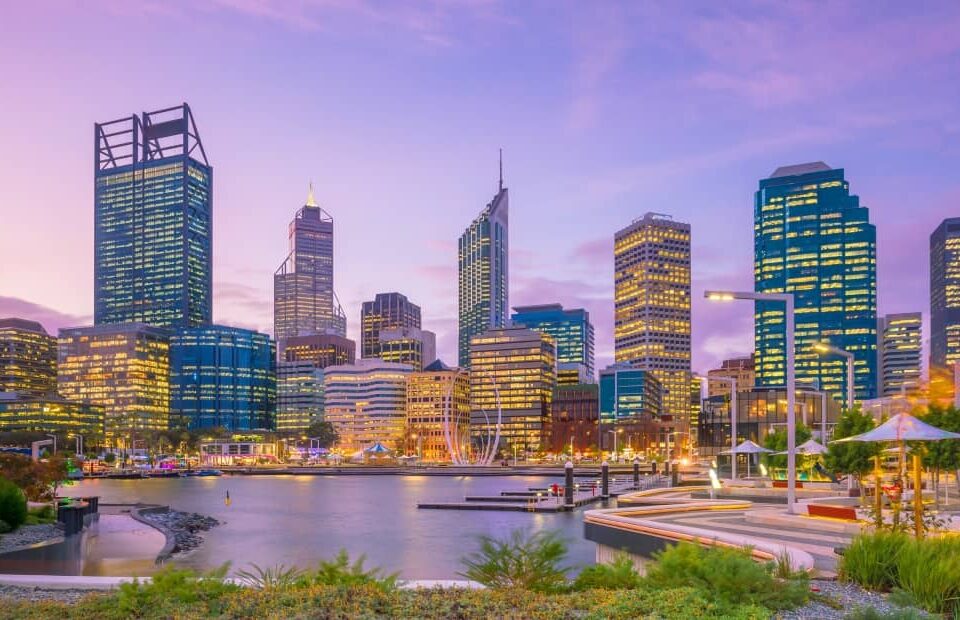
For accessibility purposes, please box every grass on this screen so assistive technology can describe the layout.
[24,504,56,526]
[838,531,908,591]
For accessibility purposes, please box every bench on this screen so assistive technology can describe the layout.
[806,504,858,521]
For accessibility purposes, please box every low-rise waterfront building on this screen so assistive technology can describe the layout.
[469,325,556,455]
[277,361,324,433]
[405,360,470,462]
[0,318,57,397]
[58,323,171,433]
[549,383,598,456]
[323,359,412,453]
[170,325,276,431]
[0,392,105,435]
[200,438,279,466]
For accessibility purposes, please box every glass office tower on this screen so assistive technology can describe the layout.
[755,163,878,402]
[877,313,922,396]
[458,161,509,367]
[0,318,57,397]
[169,325,276,431]
[511,304,595,384]
[94,104,212,328]
[274,185,347,348]
[930,218,960,370]
[598,364,662,454]
[360,292,422,359]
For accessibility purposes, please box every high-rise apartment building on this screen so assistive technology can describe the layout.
[274,185,347,349]
[323,359,412,451]
[360,293,422,359]
[469,325,555,454]
[613,212,691,439]
[511,304,595,384]
[931,218,960,370]
[754,163,878,402]
[283,334,356,368]
[458,162,509,367]
[377,327,436,371]
[706,357,756,399]
[0,318,57,397]
[877,313,922,397]
[277,361,325,433]
[94,104,212,328]
[405,360,470,462]
[58,324,171,432]
[169,325,276,431]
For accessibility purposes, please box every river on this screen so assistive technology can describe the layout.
[62,474,610,579]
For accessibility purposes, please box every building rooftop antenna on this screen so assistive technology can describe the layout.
[499,148,503,192]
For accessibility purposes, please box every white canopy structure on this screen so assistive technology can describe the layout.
[721,440,773,478]
[831,413,960,443]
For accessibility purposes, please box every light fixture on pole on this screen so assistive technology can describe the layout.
[813,342,855,412]
[706,289,797,513]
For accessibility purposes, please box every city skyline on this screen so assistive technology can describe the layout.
[2,3,959,375]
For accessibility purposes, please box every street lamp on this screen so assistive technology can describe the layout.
[697,373,737,479]
[606,429,623,461]
[706,289,798,512]
[813,342,855,411]
[46,434,57,456]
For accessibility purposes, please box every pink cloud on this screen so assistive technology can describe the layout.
[0,296,90,335]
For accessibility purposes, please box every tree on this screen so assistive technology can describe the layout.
[0,453,68,501]
[920,404,960,499]
[304,421,339,449]
[824,407,881,488]
[762,423,812,469]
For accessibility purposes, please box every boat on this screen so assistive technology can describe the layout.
[196,468,223,477]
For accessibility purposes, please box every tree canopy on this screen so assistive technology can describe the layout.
[824,406,880,478]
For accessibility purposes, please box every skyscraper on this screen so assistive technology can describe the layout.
[360,292,422,359]
[169,325,276,431]
[511,304,595,384]
[755,163,878,402]
[614,213,691,438]
[469,325,555,454]
[877,313,922,397]
[274,185,347,349]
[0,318,57,397]
[94,103,212,328]
[930,218,960,370]
[458,158,509,367]
[276,361,325,433]
[58,324,170,432]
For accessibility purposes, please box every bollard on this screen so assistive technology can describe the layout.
[601,461,610,498]
[564,461,574,508]
[633,458,640,488]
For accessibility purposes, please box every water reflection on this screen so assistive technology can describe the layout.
[61,475,611,579]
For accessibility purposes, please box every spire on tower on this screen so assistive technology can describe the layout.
[499,148,503,192]
[306,182,318,207]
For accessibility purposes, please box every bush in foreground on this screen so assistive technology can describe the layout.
[0,477,27,532]
[571,552,643,591]
[459,529,570,592]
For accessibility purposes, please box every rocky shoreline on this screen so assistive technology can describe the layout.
[139,509,220,557]
[0,523,63,555]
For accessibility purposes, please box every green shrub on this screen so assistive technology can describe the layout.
[298,549,398,590]
[115,564,239,616]
[895,536,960,616]
[572,553,643,591]
[842,606,927,620]
[839,531,909,591]
[234,563,303,590]
[460,529,570,592]
[0,478,27,532]
[24,504,56,525]
[583,585,769,619]
[645,541,808,610]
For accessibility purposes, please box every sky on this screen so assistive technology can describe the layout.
[1,1,959,374]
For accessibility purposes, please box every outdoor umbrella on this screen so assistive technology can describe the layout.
[721,440,772,478]
[774,438,828,455]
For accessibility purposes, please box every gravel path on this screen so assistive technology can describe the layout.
[0,585,103,604]
[0,523,63,554]
[139,509,220,556]
[777,580,931,619]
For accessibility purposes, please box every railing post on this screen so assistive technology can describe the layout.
[564,461,575,508]
[601,460,610,499]
[633,457,640,488]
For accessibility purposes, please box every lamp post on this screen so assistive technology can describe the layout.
[46,434,57,456]
[813,342,855,411]
[707,290,797,512]
[606,429,622,462]
[698,374,737,479]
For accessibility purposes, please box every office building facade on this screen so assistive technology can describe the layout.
[598,364,662,455]
[169,325,276,431]
[755,163,878,402]
[94,104,212,328]
[283,334,356,368]
[511,304,595,383]
[614,212,691,442]
[549,383,599,456]
[323,359,412,452]
[277,361,325,433]
[458,168,509,367]
[360,292,422,359]
[706,357,756,399]
[58,324,170,432]
[0,318,57,397]
[931,218,960,370]
[274,185,347,347]
[469,325,555,454]
[377,327,436,371]
[0,393,104,436]
[877,313,922,397]
[405,360,470,462]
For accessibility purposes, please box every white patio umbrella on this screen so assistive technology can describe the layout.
[774,438,828,456]
[721,440,773,478]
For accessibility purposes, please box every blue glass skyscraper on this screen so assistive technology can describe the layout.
[755,163,878,402]
[170,325,276,430]
[511,304,595,383]
[94,103,212,328]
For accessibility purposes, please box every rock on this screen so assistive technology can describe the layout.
[139,509,220,557]
[0,523,64,554]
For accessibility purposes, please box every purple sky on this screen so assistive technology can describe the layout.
[1,1,959,373]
